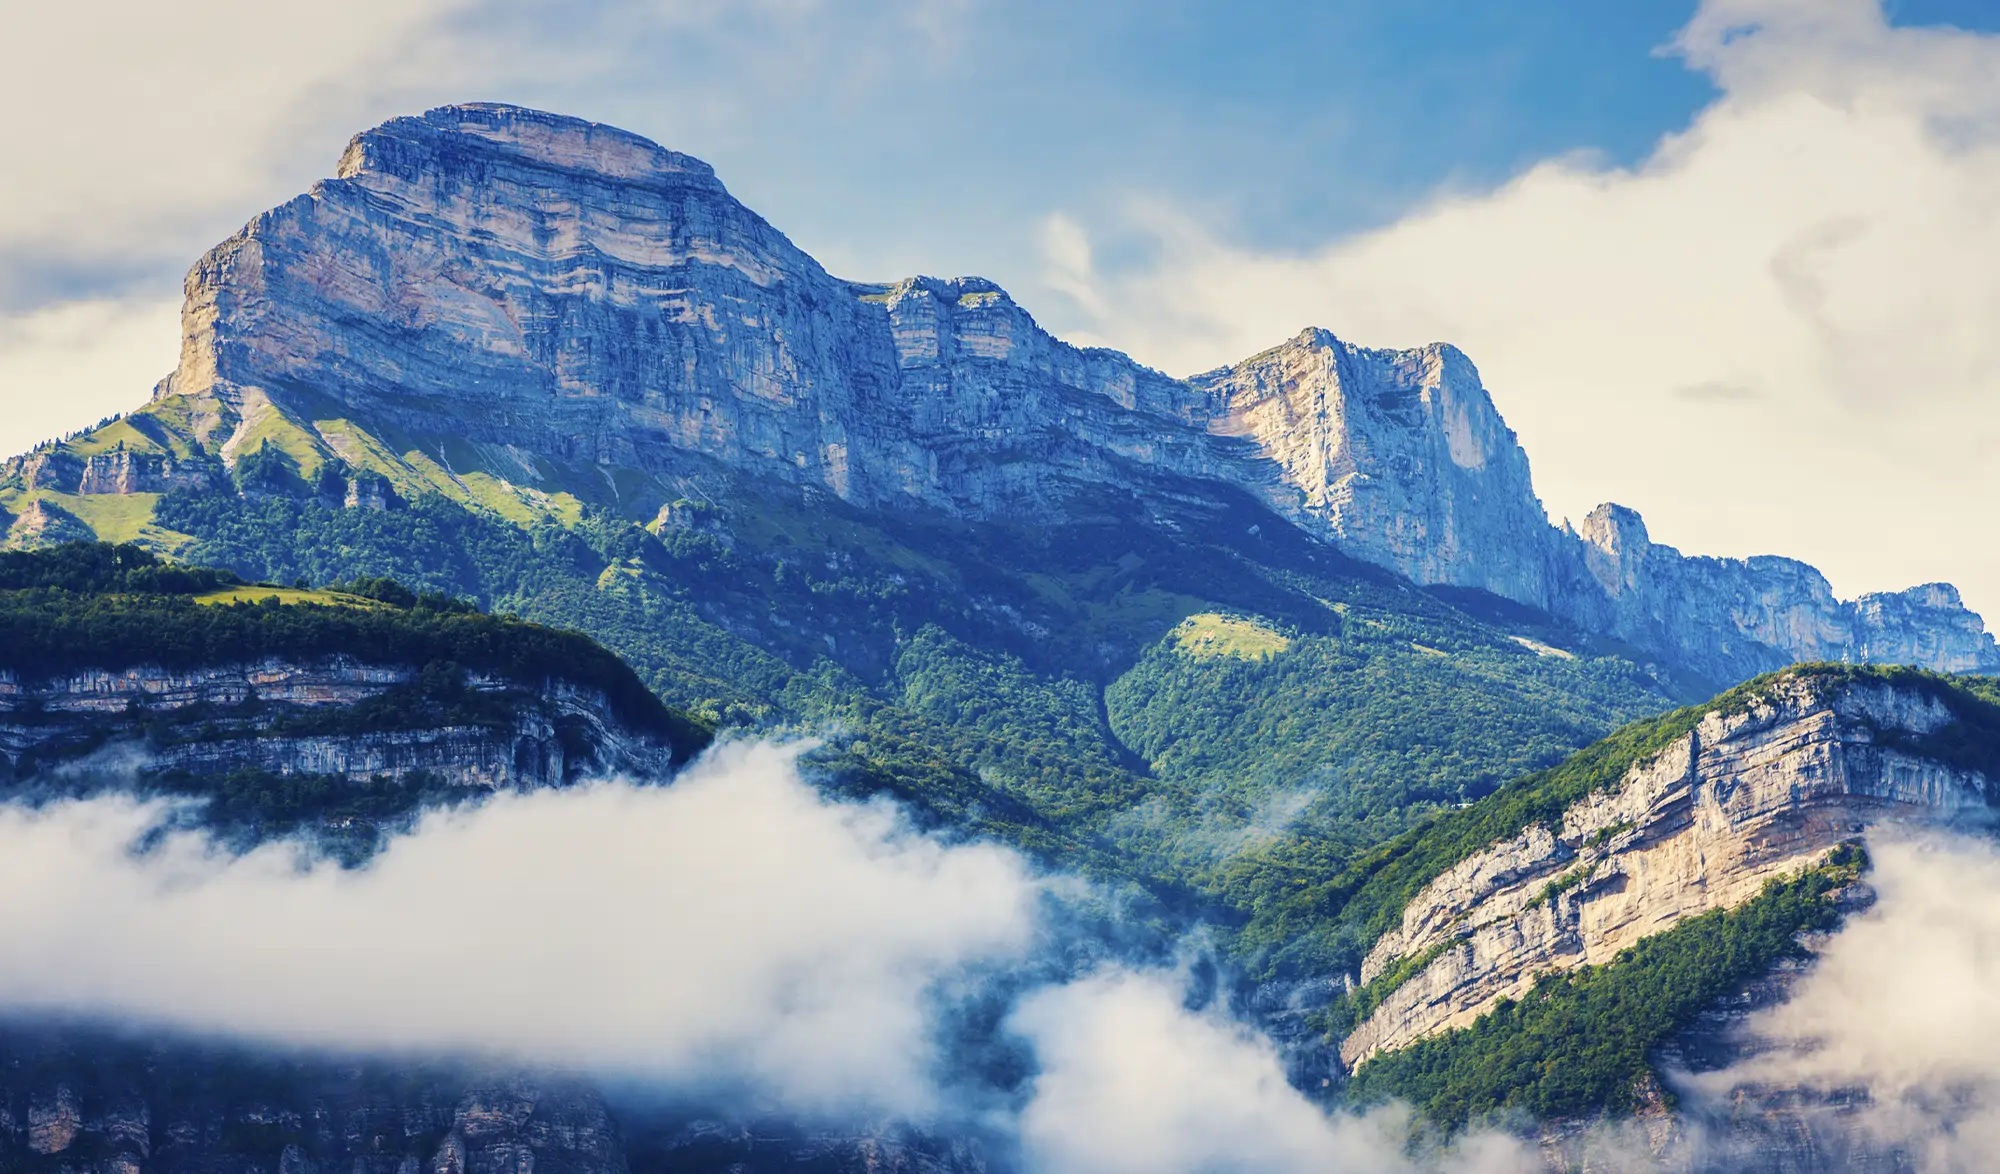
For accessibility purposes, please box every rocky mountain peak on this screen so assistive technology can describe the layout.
[18,102,1993,684]
[1192,325,1556,604]
[336,102,726,193]
[1577,502,1650,596]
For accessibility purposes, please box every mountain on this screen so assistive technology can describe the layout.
[1,103,1997,1170]
[4,102,1990,688]
[2,547,1993,1172]
[1333,664,2000,1170]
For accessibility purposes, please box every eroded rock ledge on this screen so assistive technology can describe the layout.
[1342,675,1988,1068]
[0,656,674,790]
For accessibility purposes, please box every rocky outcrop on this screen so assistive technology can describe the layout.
[4,497,94,549]
[1192,330,1572,608]
[0,656,674,789]
[17,451,80,492]
[0,1026,629,1174]
[343,470,397,510]
[1563,503,1998,684]
[1342,673,1989,1068]
[76,449,214,495]
[26,100,1981,684]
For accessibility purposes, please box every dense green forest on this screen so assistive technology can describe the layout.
[0,544,709,756]
[145,479,1684,980]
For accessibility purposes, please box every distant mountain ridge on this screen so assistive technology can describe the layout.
[4,104,1999,1166]
[3,101,1991,686]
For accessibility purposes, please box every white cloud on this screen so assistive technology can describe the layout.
[0,0,476,287]
[1676,832,2000,1171]
[0,744,1538,1170]
[1009,970,1536,1174]
[0,742,1037,1117]
[1039,0,2000,619]
[0,298,180,459]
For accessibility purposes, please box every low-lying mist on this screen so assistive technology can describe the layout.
[0,739,1550,1172]
[0,741,1035,1115]
[1671,831,2000,1173]
[13,740,2000,1172]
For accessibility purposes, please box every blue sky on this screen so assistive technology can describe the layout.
[517,0,1994,280]
[8,0,1991,311]
[5,0,2000,617]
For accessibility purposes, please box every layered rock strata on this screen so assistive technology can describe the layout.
[1341,674,1989,1069]
[0,1027,994,1174]
[0,1027,628,1174]
[0,657,673,789]
[9,101,1992,683]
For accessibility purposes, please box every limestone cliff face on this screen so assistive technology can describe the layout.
[21,100,1986,684]
[1341,673,1988,1069]
[1565,504,1999,684]
[0,1027,629,1174]
[1193,331,1557,605]
[158,104,1252,519]
[0,656,673,790]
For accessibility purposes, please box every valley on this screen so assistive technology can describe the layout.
[0,103,1995,1172]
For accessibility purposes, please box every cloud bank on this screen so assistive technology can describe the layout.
[0,740,1545,1173]
[15,741,2000,1171]
[1677,832,2000,1171]
[1044,0,2000,619]
[0,742,1036,1116]
[1011,970,1534,1174]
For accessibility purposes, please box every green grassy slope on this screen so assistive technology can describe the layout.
[3,405,1709,985]
[125,470,1682,979]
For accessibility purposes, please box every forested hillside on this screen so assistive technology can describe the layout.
[128,471,1684,982]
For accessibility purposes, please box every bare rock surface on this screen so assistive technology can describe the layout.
[5,102,1987,685]
[1342,674,1987,1069]
[0,656,673,791]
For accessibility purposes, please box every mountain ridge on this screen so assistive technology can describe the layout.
[4,101,1986,687]
[2,100,1995,1174]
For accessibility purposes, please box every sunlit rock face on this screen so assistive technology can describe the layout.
[1192,330,1559,606]
[140,102,1995,682]
[162,103,1254,518]
[0,656,673,791]
[1342,673,1987,1070]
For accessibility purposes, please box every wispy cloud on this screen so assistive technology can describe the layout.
[1039,0,2000,619]
[1011,969,1537,1174]
[0,740,1553,1173]
[1676,831,2000,1170]
[0,742,1036,1117]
